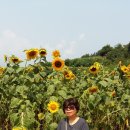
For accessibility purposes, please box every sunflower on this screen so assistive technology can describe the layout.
[9,56,22,64]
[25,49,39,60]
[120,65,129,73]
[111,90,116,97]
[4,55,8,62]
[125,74,130,79]
[25,66,34,72]
[39,48,47,57]
[63,70,75,80]
[127,64,130,71]
[38,113,44,120]
[52,57,65,71]
[52,50,60,58]
[12,126,27,130]
[93,62,101,69]
[89,65,99,74]
[0,67,5,75]
[47,101,59,113]
[88,86,99,94]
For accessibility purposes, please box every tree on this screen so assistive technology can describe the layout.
[96,44,113,56]
[81,53,90,58]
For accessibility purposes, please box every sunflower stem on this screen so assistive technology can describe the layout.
[21,112,24,127]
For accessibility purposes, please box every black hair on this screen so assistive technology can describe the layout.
[63,97,80,113]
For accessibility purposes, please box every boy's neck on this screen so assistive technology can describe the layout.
[68,116,79,125]
[68,115,78,122]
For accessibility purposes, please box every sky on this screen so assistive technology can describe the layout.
[0,0,130,66]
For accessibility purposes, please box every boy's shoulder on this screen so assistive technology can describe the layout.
[78,117,88,125]
[59,118,67,124]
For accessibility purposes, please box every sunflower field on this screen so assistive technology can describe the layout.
[0,48,130,130]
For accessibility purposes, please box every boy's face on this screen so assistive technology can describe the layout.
[64,105,77,117]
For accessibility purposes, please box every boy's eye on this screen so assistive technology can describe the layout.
[65,105,75,110]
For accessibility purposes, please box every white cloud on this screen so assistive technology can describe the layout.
[0,30,88,66]
[40,41,74,61]
[79,33,86,40]
[2,30,16,39]
[0,30,32,66]
[42,40,78,60]
[64,41,76,55]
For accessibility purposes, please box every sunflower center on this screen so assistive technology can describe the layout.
[54,53,59,57]
[50,104,57,110]
[89,87,98,93]
[0,68,4,74]
[65,74,70,78]
[40,51,46,55]
[91,88,97,92]
[112,91,116,96]
[12,58,19,63]
[91,67,96,71]
[55,61,62,67]
[29,51,37,56]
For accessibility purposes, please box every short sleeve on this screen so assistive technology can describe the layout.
[57,121,61,130]
[81,120,89,130]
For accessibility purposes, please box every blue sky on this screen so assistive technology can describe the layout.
[0,0,130,65]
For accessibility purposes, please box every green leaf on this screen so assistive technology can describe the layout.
[34,74,41,83]
[99,80,108,87]
[49,122,58,130]
[16,86,28,94]
[24,110,35,128]
[36,94,43,103]
[88,95,95,102]
[9,113,19,126]
[39,72,47,78]
[2,75,9,83]
[6,67,14,74]
[16,67,24,73]
[49,96,58,101]
[58,90,67,99]
[10,97,23,108]
[26,75,34,82]
[47,85,55,96]
[45,112,52,124]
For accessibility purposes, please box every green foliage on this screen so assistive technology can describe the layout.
[96,44,113,56]
[65,42,130,68]
[0,47,130,130]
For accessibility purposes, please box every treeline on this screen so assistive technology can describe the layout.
[65,42,130,67]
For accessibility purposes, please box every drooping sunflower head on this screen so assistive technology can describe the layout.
[38,113,44,120]
[88,86,99,94]
[47,101,59,113]
[0,67,5,75]
[39,48,47,57]
[111,90,116,97]
[120,65,129,73]
[89,65,99,74]
[9,55,22,64]
[4,55,8,62]
[63,70,75,80]
[25,66,34,72]
[52,57,65,71]
[52,50,60,58]
[25,48,39,60]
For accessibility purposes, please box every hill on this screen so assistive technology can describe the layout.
[65,42,130,67]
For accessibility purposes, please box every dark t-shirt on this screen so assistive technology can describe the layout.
[57,117,89,130]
